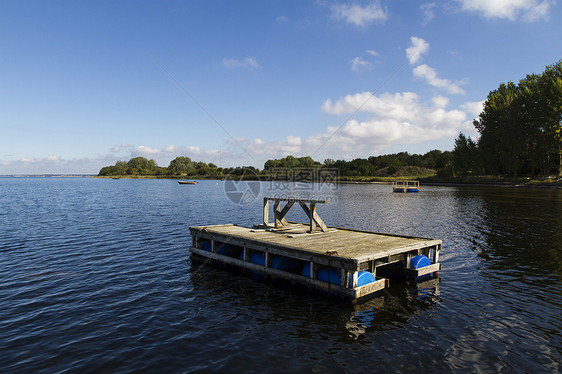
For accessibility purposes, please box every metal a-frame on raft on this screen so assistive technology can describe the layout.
[189,197,442,302]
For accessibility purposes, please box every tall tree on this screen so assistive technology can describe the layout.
[453,133,479,175]
[539,61,562,176]
[474,60,562,177]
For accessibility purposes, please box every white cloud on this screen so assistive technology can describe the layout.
[351,56,373,72]
[421,3,436,25]
[276,15,288,22]
[461,100,485,117]
[413,64,466,94]
[231,90,474,159]
[406,36,430,64]
[457,0,553,21]
[366,49,379,56]
[135,145,160,155]
[222,57,261,69]
[239,136,304,156]
[315,91,472,154]
[0,155,111,175]
[331,1,388,26]
[432,95,450,108]
[322,91,420,120]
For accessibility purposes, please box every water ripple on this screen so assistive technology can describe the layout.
[0,179,561,372]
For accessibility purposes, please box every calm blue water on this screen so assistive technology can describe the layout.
[1,178,561,372]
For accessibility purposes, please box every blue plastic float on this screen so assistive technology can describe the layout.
[270,255,302,273]
[351,270,376,287]
[409,255,431,269]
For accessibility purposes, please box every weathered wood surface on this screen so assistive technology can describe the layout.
[190,223,441,270]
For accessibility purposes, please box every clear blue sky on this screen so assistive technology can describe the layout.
[1,0,560,173]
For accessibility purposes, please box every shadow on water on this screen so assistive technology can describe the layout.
[469,188,562,275]
[443,187,562,372]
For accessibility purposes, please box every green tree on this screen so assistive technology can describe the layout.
[126,157,158,175]
[453,133,480,175]
[538,61,562,176]
[323,158,335,167]
[474,60,562,177]
[168,156,193,175]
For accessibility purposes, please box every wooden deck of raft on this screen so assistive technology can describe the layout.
[189,197,442,301]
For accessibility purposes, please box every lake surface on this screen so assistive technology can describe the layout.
[1,178,561,373]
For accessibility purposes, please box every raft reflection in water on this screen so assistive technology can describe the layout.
[189,257,441,342]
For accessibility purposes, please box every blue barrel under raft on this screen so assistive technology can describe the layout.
[200,239,212,251]
[217,243,243,258]
[352,270,376,287]
[242,251,266,276]
[301,265,376,287]
[409,255,432,280]
[409,255,431,269]
[270,255,302,273]
[199,240,243,258]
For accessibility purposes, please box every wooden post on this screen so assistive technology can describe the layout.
[278,200,294,225]
[274,200,281,228]
[350,271,358,288]
[265,251,270,267]
[263,198,269,227]
[298,202,328,233]
[311,203,318,232]
[340,269,348,288]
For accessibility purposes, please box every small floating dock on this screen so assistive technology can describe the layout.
[392,180,419,193]
[189,197,441,301]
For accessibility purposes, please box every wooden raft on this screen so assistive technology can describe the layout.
[189,197,441,301]
[392,180,419,193]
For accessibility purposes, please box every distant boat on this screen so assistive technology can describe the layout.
[178,180,197,185]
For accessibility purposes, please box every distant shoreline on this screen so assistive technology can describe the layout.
[93,174,562,189]
[0,174,95,178]
[3,174,560,189]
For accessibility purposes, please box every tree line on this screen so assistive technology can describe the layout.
[98,152,452,178]
[98,156,223,177]
[263,153,452,177]
[453,60,562,177]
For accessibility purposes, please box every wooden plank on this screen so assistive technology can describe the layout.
[190,223,441,265]
[263,198,269,226]
[264,197,328,204]
[404,263,441,277]
[278,200,294,221]
[309,202,317,232]
[355,279,388,299]
[298,202,328,232]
